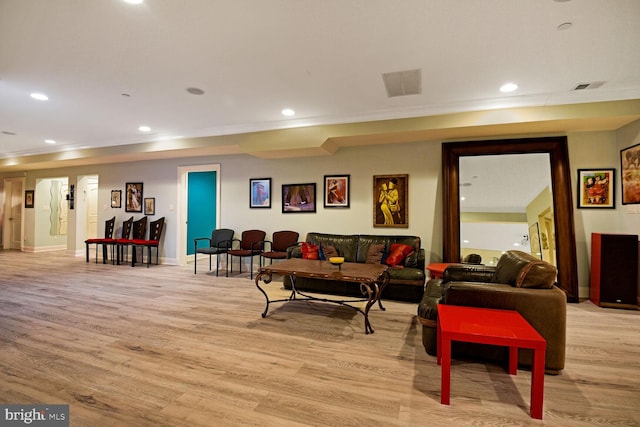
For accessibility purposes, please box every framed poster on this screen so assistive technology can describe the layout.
[577,169,615,208]
[144,197,155,215]
[24,190,34,208]
[282,183,316,213]
[620,143,640,204]
[529,222,542,260]
[373,174,408,228]
[250,178,271,208]
[323,175,350,208]
[125,182,143,212]
[111,190,122,208]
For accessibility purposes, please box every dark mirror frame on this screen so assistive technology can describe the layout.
[442,136,579,302]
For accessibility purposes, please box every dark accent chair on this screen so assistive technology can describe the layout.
[227,229,266,279]
[260,230,299,267]
[131,217,165,267]
[194,228,235,275]
[84,216,115,263]
[462,253,482,264]
[116,216,147,265]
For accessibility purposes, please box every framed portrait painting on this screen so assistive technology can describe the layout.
[373,174,408,228]
[125,182,143,212]
[250,178,271,208]
[24,190,34,208]
[144,198,155,215]
[282,183,316,213]
[577,169,615,209]
[620,143,640,204]
[111,190,122,208]
[323,174,350,208]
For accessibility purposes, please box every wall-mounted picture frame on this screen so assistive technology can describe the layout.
[250,178,271,208]
[282,183,316,213]
[323,174,350,208]
[373,174,408,228]
[577,169,615,209]
[24,190,34,208]
[144,197,155,215]
[620,142,640,205]
[111,190,122,208]
[529,222,542,260]
[125,182,143,212]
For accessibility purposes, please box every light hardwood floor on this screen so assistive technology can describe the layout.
[0,251,639,426]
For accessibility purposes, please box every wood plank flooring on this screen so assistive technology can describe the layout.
[0,251,639,426]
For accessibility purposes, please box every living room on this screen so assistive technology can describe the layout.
[1,1,640,425]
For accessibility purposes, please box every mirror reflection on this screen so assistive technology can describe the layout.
[459,153,555,266]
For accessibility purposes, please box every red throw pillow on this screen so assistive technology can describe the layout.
[300,242,319,260]
[385,243,414,267]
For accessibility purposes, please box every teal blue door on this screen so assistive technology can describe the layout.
[187,171,217,255]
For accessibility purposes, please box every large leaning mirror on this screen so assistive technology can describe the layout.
[442,137,579,302]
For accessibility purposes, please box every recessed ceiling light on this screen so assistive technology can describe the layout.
[460,196,466,201]
[500,82,518,93]
[123,0,143,4]
[281,108,295,117]
[45,139,56,144]
[138,126,151,132]
[30,92,49,101]
[557,22,573,31]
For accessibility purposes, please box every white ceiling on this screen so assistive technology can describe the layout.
[1,0,640,161]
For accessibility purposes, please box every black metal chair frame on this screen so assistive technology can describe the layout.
[194,228,234,276]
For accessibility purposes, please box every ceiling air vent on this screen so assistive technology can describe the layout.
[382,69,422,97]
[574,81,605,90]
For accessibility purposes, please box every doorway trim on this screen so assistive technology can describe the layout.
[3,177,26,250]
[177,164,221,266]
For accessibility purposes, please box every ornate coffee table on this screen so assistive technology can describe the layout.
[255,258,390,334]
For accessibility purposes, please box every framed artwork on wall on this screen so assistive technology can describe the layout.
[282,183,316,213]
[24,190,34,208]
[144,197,155,215]
[373,174,408,228]
[323,175,350,208]
[529,222,542,260]
[620,143,640,204]
[577,169,615,208]
[250,178,271,208]
[111,190,122,208]
[125,182,143,212]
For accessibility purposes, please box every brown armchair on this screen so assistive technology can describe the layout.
[227,229,266,279]
[260,230,299,267]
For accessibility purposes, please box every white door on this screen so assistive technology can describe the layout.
[3,179,24,250]
[86,180,99,239]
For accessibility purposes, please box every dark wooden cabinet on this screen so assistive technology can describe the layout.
[590,233,639,309]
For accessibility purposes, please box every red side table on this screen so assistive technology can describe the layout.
[437,305,547,419]
[426,262,460,279]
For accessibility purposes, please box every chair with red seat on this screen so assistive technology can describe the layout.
[85,216,115,263]
[131,217,165,267]
[260,230,299,267]
[116,216,147,265]
[227,229,266,279]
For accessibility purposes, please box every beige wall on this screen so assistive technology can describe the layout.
[3,122,640,299]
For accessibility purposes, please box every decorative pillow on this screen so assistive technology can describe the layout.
[320,244,339,260]
[385,243,414,267]
[366,243,385,264]
[300,242,319,260]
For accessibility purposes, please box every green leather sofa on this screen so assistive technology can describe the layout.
[285,232,426,302]
[417,250,567,374]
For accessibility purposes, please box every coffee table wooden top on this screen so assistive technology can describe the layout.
[259,258,387,284]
